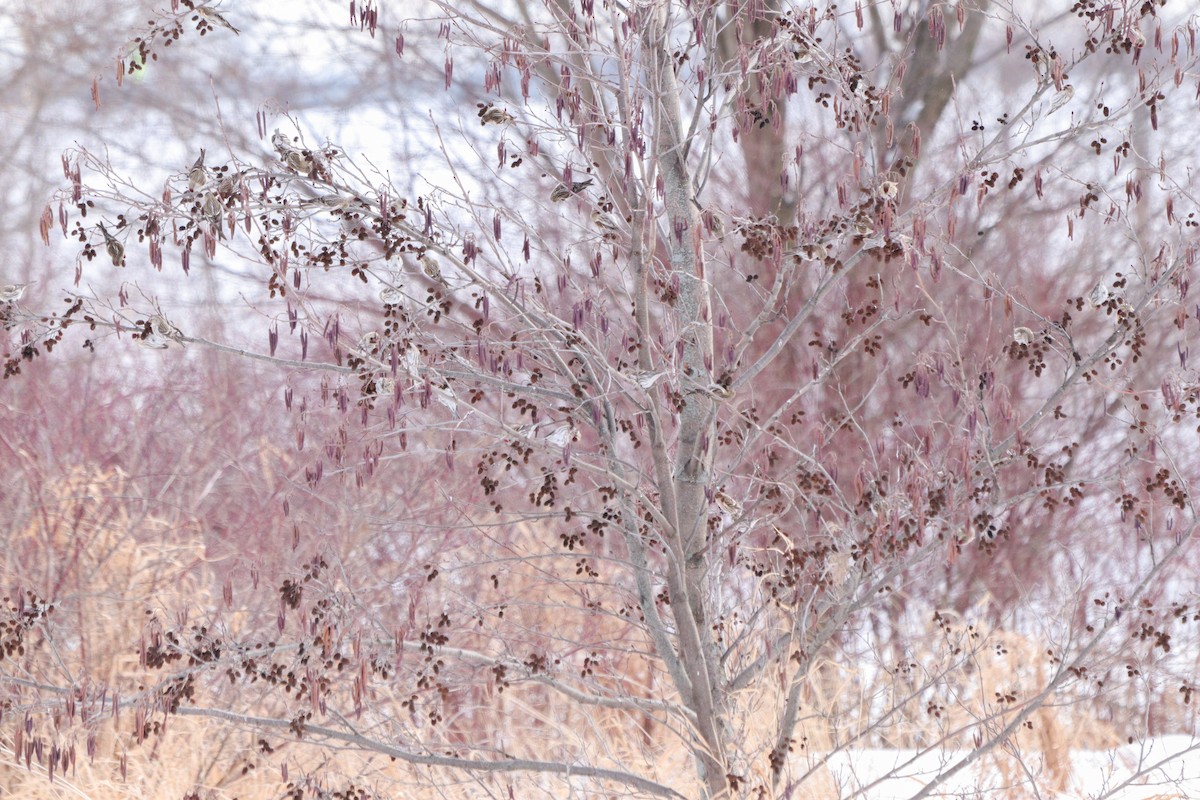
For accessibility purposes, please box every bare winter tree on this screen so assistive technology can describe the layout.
[5,1,1200,798]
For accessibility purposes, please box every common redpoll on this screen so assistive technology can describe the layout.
[714,490,742,515]
[708,382,735,401]
[187,149,207,191]
[878,180,898,200]
[379,286,404,305]
[99,222,125,267]
[216,170,242,199]
[1088,282,1110,308]
[0,283,29,302]
[151,315,185,344]
[592,209,620,234]
[794,243,827,262]
[633,369,667,389]
[1012,326,1035,346]
[418,252,443,282]
[196,6,241,35]
[478,106,514,125]
[550,178,593,202]
[1048,85,1074,114]
[285,149,312,173]
[201,192,225,239]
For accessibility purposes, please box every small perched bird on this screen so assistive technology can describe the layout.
[271,129,293,154]
[285,149,313,174]
[151,315,185,344]
[379,286,404,305]
[201,192,223,222]
[353,331,380,357]
[188,149,207,191]
[1088,282,1110,308]
[792,243,827,262]
[367,375,397,400]
[592,209,620,235]
[201,192,225,239]
[1048,85,1074,114]
[216,169,242,199]
[271,129,312,173]
[1012,326,1035,346]
[99,222,125,267]
[419,252,443,283]
[0,283,29,302]
[878,180,899,200]
[708,382,735,401]
[550,178,593,202]
[788,40,814,64]
[196,6,241,35]
[713,490,743,515]
[138,315,184,349]
[313,193,353,210]
[478,106,514,126]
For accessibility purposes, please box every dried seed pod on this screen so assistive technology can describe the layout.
[379,286,404,305]
[201,193,225,239]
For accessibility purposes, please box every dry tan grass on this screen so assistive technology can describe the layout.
[3,468,1194,799]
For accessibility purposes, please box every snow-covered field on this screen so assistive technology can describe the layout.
[801,738,1195,800]
[811,737,1200,799]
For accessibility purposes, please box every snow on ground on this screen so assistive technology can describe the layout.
[807,736,1200,798]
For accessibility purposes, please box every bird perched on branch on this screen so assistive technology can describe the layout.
[271,129,312,174]
[187,149,207,191]
[592,209,621,236]
[419,252,444,284]
[99,223,125,267]
[195,6,240,35]
[0,283,30,303]
[1048,85,1074,114]
[151,315,185,344]
[199,192,226,240]
[138,315,184,349]
[550,179,593,202]
[477,105,514,126]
